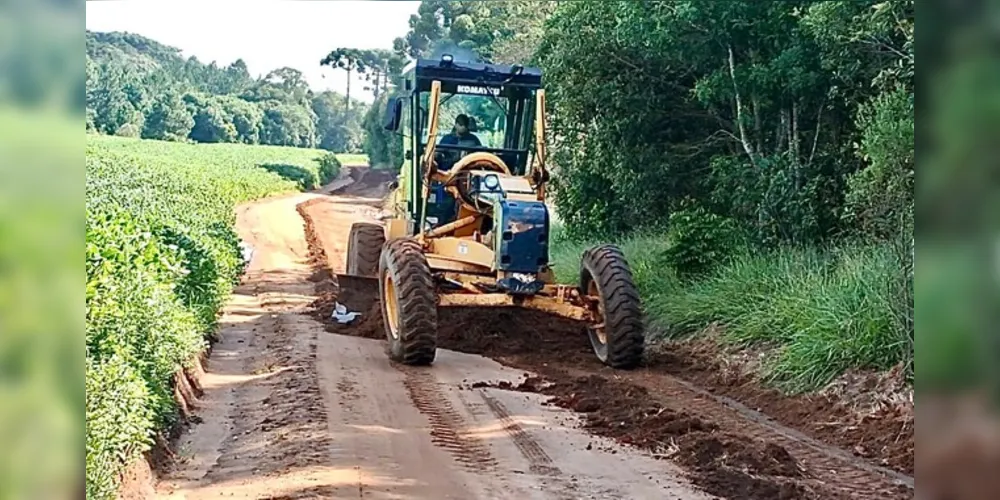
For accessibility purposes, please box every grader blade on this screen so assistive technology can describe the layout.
[332,273,379,314]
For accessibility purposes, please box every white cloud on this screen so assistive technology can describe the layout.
[85,0,420,102]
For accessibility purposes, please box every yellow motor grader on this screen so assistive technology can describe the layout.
[345,55,645,369]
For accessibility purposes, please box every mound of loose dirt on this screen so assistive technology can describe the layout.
[332,167,396,199]
[480,372,816,500]
[317,275,383,340]
[645,339,914,475]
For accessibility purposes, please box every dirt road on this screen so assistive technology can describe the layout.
[156,176,712,499]
[157,169,914,499]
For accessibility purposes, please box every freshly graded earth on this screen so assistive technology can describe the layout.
[156,168,914,500]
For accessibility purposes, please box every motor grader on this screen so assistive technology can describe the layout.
[345,55,645,369]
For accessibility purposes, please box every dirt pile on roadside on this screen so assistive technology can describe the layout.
[333,167,396,198]
[646,338,914,475]
[478,373,815,500]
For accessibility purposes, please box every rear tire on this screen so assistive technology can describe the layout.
[580,244,645,369]
[379,238,438,365]
[346,222,385,278]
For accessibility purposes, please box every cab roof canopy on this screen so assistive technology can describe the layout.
[403,57,543,94]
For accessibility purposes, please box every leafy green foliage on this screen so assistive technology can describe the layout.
[312,91,364,152]
[538,0,912,245]
[843,87,914,241]
[362,94,405,170]
[188,97,237,144]
[259,163,319,191]
[535,1,912,392]
[260,102,318,148]
[84,136,355,499]
[658,245,912,393]
[85,354,153,500]
[87,30,367,152]
[142,92,194,141]
[663,207,744,279]
[317,153,342,185]
[395,1,556,63]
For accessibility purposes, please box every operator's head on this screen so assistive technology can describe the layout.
[454,114,471,136]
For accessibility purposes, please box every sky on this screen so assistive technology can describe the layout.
[85,0,421,103]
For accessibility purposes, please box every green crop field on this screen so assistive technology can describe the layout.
[84,136,355,499]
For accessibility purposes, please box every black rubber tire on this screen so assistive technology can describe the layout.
[346,222,385,278]
[379,238,438,365]
[579,244,645,369]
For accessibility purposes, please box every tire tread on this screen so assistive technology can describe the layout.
[580,244,645,369]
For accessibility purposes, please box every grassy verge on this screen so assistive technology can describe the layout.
[84,136,341,499]
[549,230,913,394]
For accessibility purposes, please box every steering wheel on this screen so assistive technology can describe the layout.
[445,152,511,180]
[438,153,510,212]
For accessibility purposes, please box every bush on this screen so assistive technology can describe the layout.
[662,207,744,278]
[362,94,404,170]
[317,152,342,185]
[842,88,914,242]
[259,163,319,190]
[85,355,154,500]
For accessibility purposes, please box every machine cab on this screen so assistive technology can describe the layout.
[383,55,544,233]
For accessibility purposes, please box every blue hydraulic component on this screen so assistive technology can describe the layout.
[424,181,457,227]
[493,199,550,274]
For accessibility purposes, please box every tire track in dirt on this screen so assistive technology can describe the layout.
[335,363,362,422]
[478,390,560,476]
[159,195,339,500]
[298,192,744,499]
[398,367,500,472]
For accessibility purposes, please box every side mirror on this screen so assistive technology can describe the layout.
[383,97,403,132]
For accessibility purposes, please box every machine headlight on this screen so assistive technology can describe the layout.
[483,174,500,191]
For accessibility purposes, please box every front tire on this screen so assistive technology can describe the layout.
[346,222,385,278]
[580,244,645,369]
[379,238,438,365]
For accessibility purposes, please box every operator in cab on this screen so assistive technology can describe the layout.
[439,114,482,148]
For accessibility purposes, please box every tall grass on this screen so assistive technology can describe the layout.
[549,226,912,394]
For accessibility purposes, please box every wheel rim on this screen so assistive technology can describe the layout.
[383,270,400,340]
[588,280,607,343]
[587,279,608,360]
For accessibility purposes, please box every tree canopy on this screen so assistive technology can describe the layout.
[86,31,368,152]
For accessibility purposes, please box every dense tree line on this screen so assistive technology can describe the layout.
[86,31,367,152]
[538,0,913,251]
[351,0,914,257]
